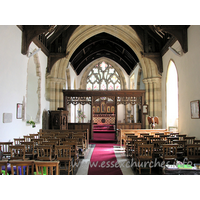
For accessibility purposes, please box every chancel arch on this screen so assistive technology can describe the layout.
[47,25,163,128]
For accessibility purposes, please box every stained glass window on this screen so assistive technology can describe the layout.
[86,61,121,90]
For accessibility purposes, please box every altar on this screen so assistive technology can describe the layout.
[93,114,115,124]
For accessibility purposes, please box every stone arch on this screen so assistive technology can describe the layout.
[79,57,127,90]
[47,26,162,126]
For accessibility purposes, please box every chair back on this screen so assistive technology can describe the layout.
[162,144,178,160]
[10,145,26,160]
[0,142,13,156]
[55,145,71,161]
[137,144,154,160]
[9,160,34,175]
[14,138,25,145]
[36,145,53,161]
[34,161,59,175]
[187,144,200,161]
[184,137,195,144]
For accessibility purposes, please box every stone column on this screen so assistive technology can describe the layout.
[50,81,56,110]
[143,77,162,129]
[55,83,60,110]
[152,77,162,129]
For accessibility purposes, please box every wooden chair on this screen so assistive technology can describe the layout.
[145,135,154,143]
[172,140,187,160]
[36,145,53,161]
[72,134,85,156]
[55,145,73,175]
[20,142,35,159]
[31,138,44,146]
[124,134,135,153]
[125,135,137,157]
[132,140,147,160]
[178,134,187,140]
[14,138,25,145]
[136,144,154,174]
[160,135,170,141]
[62,141,79,166]
[9,160,34,175]
[150,137,162,143]
[24,135,35,142]
[0,160,9,175]
[55,134,69,144]
[152,140,167,158]
[184,137,195,144]
[194,140,200,144]
[167,136,178,144]
[47,138,60,145]
[140,133,149,140]
[10,145,26,160]
[0,142,13,158]
[161,144,178,164]
[154,133,164,138]
[29,133,39,139]
[186,144,200,163]
[34,161,60,175]
[170,132,179,137]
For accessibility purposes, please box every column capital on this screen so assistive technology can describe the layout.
[143,77,161,84]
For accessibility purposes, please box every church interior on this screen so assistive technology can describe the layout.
[0,20,200,196]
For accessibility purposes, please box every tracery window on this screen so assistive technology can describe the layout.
[86,61,121,90]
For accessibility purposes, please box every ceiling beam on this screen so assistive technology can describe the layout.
[156,25,189,53]
[21,25,53,55]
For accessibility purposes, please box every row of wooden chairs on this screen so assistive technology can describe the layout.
[124,133,200,174]
[0,160,59,175]
[0,129,89,175]
[125,133,197,157]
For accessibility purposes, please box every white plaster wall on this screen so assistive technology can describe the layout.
[162,25,200,139]
[0,26,49,142]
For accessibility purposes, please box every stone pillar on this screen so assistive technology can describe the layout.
[152,77,162,129]
[50,81,56,110]
[55,83,60,110]
[143,77,162,129]
[148,79,154,117]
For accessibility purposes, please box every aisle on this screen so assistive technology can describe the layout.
[87,143,123,175]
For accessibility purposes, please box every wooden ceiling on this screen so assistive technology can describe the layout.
[18,25,189,75]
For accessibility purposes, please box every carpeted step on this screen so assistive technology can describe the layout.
[93,129,115,133]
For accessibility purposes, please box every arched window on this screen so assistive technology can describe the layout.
[86,61,121,90]
[166,60,178,130]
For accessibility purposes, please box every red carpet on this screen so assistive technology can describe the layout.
[88,143,123,175]
[92,124,116,142]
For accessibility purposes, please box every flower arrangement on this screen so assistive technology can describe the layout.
[27,120,36,128]
[77,109,86,122]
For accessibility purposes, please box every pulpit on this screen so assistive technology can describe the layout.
[49,109,68,130]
